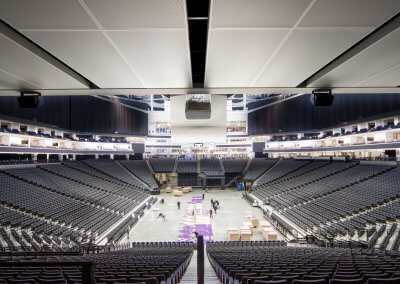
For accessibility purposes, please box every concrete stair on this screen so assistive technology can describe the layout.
[204,254,220,284]
[180,251,197,284]
[180,250,220,284]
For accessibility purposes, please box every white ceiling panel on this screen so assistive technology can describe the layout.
[309,28,400,88]
[24,31,145,88]
[108,30,192,88]
[0,33,86,89]
[210,0,312,28]
[205,29,289,87]
[252,28,372,87]
[299,0,400,28]
[83,0,187,29]
[355,64,400,87]
[0,69,40,90]
[0,0,96,30]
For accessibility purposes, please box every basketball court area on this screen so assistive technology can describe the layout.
[128,188,285,242]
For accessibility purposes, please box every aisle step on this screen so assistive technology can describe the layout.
[179,250,221,283]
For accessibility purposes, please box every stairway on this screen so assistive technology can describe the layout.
[180,251,197,284]
[180,250,220,284]
[204,253,221,284]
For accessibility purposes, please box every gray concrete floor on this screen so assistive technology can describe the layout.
[127,188,285,242]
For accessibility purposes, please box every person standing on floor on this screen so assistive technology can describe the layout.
[177,201,181,210]
[211,199,214,207]
[209,209,213,219]
[202,193,205,200]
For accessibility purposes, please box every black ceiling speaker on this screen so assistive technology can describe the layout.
[18,91,44,108]
[310,89,334,106]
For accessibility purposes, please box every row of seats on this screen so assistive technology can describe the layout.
[207,242,400,284]
[149,158,176,173]
[0,245,193,284]
[279,167,400,238]
[255,159,311,186]
[253,161,354,202]
[200,159,223,176]
[176,160,197,173]
[81,160,146,189]
[61,161,148,199]
[0,172,121,236]
[0,203,87,250]
[321,201,400,243]
[244,159,278,181]
[120,160,158,189]
[5,167,140,216]
[256,163,391,210]
[0,160,152,252]
[223,159,248,173]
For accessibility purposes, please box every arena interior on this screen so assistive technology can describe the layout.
[0,1,400,283]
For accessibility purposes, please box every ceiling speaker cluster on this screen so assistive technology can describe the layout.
[185,94,211,119]
[310,89,334,106]
[18,91,44,108]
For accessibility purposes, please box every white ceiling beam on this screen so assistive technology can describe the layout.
[0,18,97,89]
[302,12,400,87]
[0,87,399,96]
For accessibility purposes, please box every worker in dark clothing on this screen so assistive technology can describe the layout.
[211,199,214,207]
[177,201,181,210]
[202,193,205,200]
[215,200,220,208]
[209,209,213,219]
[157,213,167,221]
[161,198,164,204]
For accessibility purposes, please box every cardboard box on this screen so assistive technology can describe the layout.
[260,221,271,228]
[173,190,183,196]
[240,226,252,241]
[227,227,240,241]
[243,221,254,234]
[262,227,277,241]
[251,217,259,228]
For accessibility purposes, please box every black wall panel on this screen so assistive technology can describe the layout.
[248,93,400,135]
[0,96,148,135]
[252,142,265,153]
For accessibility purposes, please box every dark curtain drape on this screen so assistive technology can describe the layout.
[0,96,148,135]
[248,93,400,135]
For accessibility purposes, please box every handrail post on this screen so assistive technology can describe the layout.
[82,262,95,284]
[197,235,204,284]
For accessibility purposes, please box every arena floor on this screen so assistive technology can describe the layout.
[127,188,285,242]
